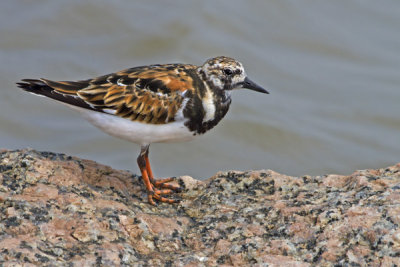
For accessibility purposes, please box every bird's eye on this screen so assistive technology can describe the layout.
[223,68,233,76]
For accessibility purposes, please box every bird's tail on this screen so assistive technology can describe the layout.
[17,79,51,96]
[17,78,100,111]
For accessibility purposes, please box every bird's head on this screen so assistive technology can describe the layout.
[200,56,269,94]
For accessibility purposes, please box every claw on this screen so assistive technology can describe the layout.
[147,194,157,206]
[142,177,180,205]
[137,145,181,205]
[147,189,179,206]
[154,188,173,195]
[152,193,179,204]
[153,177,181,192]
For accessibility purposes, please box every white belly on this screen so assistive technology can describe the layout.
[70,106,196,146]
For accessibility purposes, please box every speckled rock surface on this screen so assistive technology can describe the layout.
[0,149,399,266]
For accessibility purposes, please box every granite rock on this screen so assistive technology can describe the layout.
[0,149,399,266]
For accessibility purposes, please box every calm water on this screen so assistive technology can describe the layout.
[1,1,399,179]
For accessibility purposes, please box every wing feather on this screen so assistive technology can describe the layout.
[26,64,198,124]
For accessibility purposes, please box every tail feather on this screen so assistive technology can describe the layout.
[17,79,48,94]
[17,79,103,112]
[41,78,89,94]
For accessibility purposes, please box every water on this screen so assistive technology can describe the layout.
[1,0,399,179]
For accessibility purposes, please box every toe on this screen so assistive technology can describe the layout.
[153,193,179,204]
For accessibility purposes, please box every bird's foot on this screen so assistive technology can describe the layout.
[152,177,181,192]
[147,177,181,205]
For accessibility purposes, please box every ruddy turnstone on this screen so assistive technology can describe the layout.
[17,56,268,205]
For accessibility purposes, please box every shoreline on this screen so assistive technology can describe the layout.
[1,149,399,265]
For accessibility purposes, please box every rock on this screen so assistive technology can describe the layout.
[0,149,399,266]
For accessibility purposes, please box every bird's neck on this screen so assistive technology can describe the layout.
[182,74,231,135]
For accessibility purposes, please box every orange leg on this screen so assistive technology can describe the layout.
[144,149,181,192]
[137,145,181,205]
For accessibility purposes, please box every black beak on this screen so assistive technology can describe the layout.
[241,77,269,94]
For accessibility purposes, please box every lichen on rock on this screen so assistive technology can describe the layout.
[0,149,399,266]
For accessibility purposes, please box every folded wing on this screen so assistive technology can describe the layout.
[17,64,196,124]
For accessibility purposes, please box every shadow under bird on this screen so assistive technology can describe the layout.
[17,56,269,205]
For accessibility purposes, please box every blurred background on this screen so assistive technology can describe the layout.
[1,1,399,179]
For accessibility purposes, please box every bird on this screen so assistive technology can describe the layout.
[17,56,269,205]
